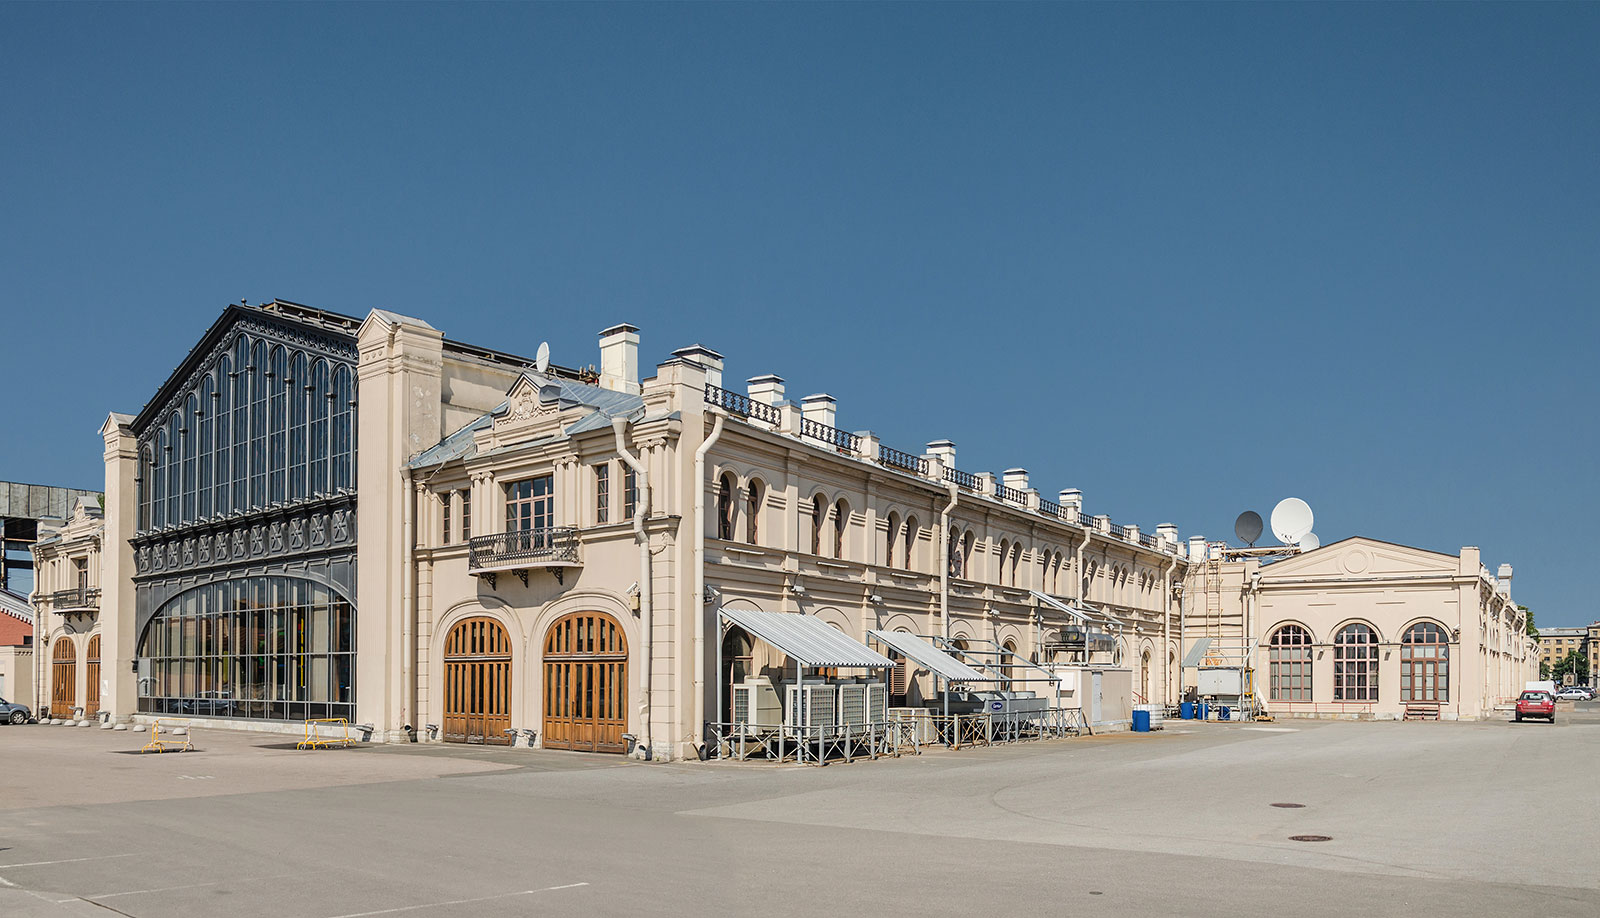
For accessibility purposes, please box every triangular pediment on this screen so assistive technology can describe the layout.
[1260,536,1459,581]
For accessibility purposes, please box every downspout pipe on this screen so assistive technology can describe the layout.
[692,413,726,750]
[401,470,416,740]
[938,484,959,638]
[1075,523,1093,665]
[612,416,653,758]
[1164,553,1179,707]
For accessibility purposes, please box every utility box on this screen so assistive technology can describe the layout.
[1198,668,1243,696]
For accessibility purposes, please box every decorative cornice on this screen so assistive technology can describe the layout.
[130,492,355,580]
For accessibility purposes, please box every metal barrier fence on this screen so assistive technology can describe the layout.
[707,719,915,765]
[888,706,1090,750]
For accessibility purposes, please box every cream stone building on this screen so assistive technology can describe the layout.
[92,299,1188,759]
[29,497,105,720]
[1181,536,1537,720]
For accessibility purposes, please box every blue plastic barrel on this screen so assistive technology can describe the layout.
[1218,705,1231,721]
[1180,702,1195,720]
[1197,702,1210,720]
[1132,709,1151,732]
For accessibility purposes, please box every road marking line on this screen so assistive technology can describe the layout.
[79,873,297,900]
[322,882,590,918]
[0,874,15,887]
[0,854,139,869]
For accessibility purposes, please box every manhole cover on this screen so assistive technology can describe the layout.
[1271,803,1305,808]
[1289,835,1332,842]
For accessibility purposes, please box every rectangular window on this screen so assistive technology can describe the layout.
[595,464,610,524]
[460,490,471,540]
[623,467,638,520]
[441,493,452,545]
[505,475,554,533]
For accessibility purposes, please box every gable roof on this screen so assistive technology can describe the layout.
[407,372,646,470]
[1259,535,1461,581]
[0,588,32,626]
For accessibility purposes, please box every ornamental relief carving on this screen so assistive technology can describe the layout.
[130,496,355,580]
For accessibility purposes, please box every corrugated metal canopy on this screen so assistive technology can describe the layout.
[1029,590,1126,629]
[867,630,989,683]
[1181,638,1213,668]
[720,608,895,670]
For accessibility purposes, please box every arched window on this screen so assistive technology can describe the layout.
[716,473,735,541]
[1333,623,1379,702]
[1402,622,1450,703]
[997,540,1010,585]
[962,530,975,577]
[180,396,197,523]
[164,412,181,525]
[1269,624,1313,701]
[308,359,330,494]
[902,516,918,570]
[229,337,250,511]
[947,525,963,578]
[745,480,762,544]
[139,446,154,530]
[1003,639,1019,681]
[267,346,287,502]
[330,365,354,491]
[287,351,307,500]
[885,512,900,567]
[810,494,827,555]
[1141,649,1152,701]
[1009,544,1021,588]
[248,340,269,506]
[833,499,849,559]
[197,379,214,519]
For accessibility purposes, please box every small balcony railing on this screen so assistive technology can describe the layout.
[468,528,581,586]
[705,384,780,425]
[49,587,100,610]
[800,418,860,454]
[877,444,928,476]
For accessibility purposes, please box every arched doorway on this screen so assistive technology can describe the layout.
[85,635,102,715]
[52,639,77,716]
[1141,650,1152,701]
[543,611,628,753]
[721,626,755,723]
[1401,622,1450,704]
[443,617,513,745]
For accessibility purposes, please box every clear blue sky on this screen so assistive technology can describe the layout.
[2,4,1596,625]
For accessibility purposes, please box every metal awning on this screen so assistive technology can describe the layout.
[720,608,895,670]
[868,630,990,683]
[1181,638,1213,668]
[1029,590,1125,631]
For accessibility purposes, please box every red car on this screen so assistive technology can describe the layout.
[1515,691,1555,723]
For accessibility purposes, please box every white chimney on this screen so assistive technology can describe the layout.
[1002,468,1029,491]
[926,440,956,468]
[1188,536,1209,561]
[801,394,837,429]
[671,344,723,389]
[598,323,640,394]
[1059,489,1082,511]
[747,374,785,406]
[1496,563,1513,596]
[1156,523,1179,546]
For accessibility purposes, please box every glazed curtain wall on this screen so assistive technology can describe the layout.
[136,576,355,721]
[138,333,356,533]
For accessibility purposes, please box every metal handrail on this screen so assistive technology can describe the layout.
[704,383,780,425]
[800,418,860,453]
[943,467,981,492]
[1039,499,1063,518]
[877,444,928,476]
[49,587,100,608]
[995,484,1027,505]
[467,527,580,569]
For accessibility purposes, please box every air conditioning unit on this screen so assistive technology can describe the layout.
[864,683,889,724]
[838,683,868,725]
[786,683,836,729]
[731,677,781,734]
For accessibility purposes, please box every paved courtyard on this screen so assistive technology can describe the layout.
[2,706,1596,917]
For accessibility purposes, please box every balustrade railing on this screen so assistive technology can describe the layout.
[943,467,982,492]
[799,418,860,453]
[877,444,928,476]
[468,527,581,570]
[49,587,100,609]
[704,383,780,425]
[995,484,1027,505]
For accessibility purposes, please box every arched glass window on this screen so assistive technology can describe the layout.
[164,413,180,525]
[267,346,287,503]
[962,531,975,577]
[947,525,963,578]
[139,446,154,530]
[997,540,1010,585]
[885,512,900,567]
[1401,622,1450,703]
[902,517,918,570]
[248,340,269,506]
[810,494,826,555]
[833,499,849,559]
[287,351,307,500]
[745,480,762,544]
[716,473,735,541]
[180,396,197,523]
[231,337,250,511]
[330,365,354,490]
[1333,623,1379,702]
[136,576,355,722]
[1269,624,1313,701]
[308,359,329,494]
[213,354,232,515]
[197,379,214,519]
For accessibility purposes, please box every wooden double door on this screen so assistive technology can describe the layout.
[52,639,76,715]
[542,611,628,754]
[443,617,513,745]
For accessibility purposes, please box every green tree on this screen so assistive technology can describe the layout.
[1550,649,1589,686]
[1522,605,1537,639]
[1540,660,1552,680]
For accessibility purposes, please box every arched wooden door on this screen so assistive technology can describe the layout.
[443,618,513,745]
[85,635,102,715]
[543,612,628,753]
[52,639,77,715]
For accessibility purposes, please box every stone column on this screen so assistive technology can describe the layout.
[99,413,138,722]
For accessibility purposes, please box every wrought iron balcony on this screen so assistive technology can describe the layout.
[468,527,582,587]
[49,587,100,611]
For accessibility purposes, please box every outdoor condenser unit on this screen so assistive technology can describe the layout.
[864,683,889,724]
[731,677,781,734]
[837,683,868,725]
[786,683,837,729]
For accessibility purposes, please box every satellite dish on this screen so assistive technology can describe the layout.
[535,341,550,375]
[1234,511,1263,546]
[1298,532,1321,552]
[1270,498,1314,544]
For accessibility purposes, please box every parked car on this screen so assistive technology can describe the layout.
[1515,691,1555,722]
[1555,687,1593,701]
[0,696,33,724]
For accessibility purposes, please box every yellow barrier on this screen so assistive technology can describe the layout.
[140,720,194,753]
[297,718,355,750]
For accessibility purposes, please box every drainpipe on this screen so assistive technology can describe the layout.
[612,416,653,758]
[938,484,958,638]
[692,413,726,749]
[401,470,416,740]
[1074,524,1093,667]
[1164,553,1179,706]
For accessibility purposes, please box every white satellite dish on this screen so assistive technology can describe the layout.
[1298,531,1320,552]
[535,341,550,375]
[1270,497,1314,544]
